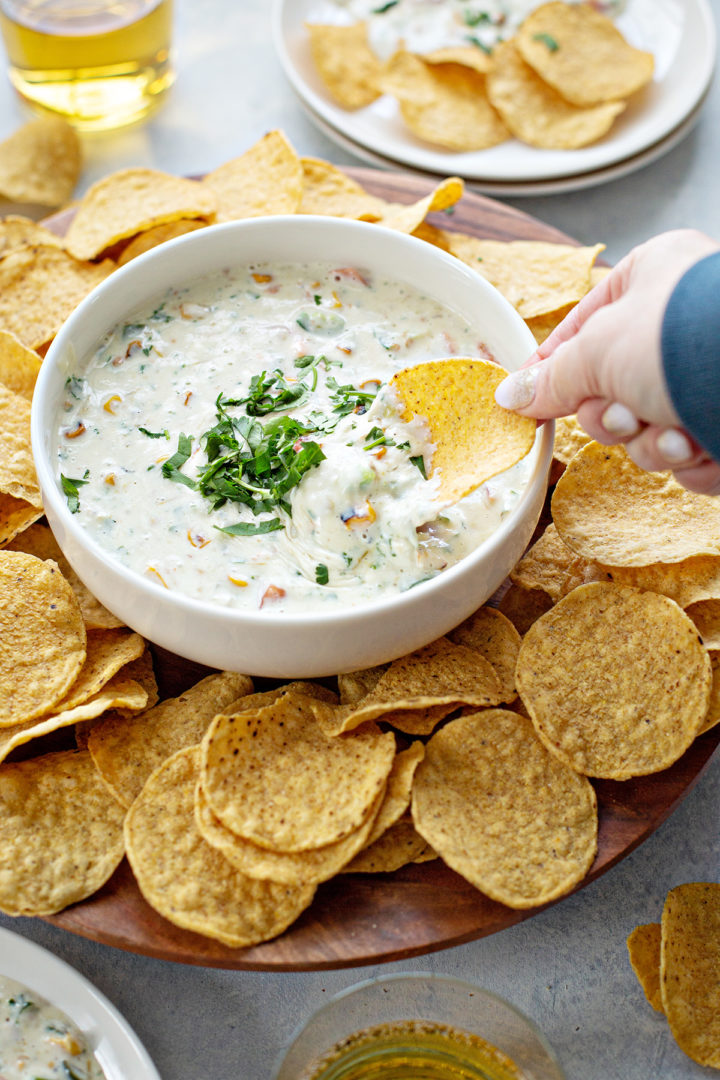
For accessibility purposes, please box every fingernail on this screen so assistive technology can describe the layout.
[601,402,641,438]
[657,428,694,464]
[495,366,540,410]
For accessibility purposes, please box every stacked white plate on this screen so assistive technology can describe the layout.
[273,0,716,196]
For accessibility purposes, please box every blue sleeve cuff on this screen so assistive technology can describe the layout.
[661,250,720,463]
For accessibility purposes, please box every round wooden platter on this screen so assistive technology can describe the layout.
[41,167,720,970]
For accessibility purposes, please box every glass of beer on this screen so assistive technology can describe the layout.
[272,974,566,1080]
[0,0,174,130]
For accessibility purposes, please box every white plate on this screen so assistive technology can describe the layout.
[274,0,716,184]
[292,79,709,196]
[0,926,161,1080]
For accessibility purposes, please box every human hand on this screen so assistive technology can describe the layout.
[494,229,720,494]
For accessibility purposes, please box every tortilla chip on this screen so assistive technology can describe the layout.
[411,222,452,251]
[0,117,81,207]
[0,749,125,916]
[511,523,607,602]
[627,922,663,1013]
[64,168,217,261]
[497,582,554,635]
[412,709,597,908]
[5,521,124,627]
[47,628,145,714]
[516,582,712,779]
[423,46,493,74]
[660,883,720,1068]
[375,703,457,737]
[553,414,592,467]
[447,235,605,320]
[298,157,387,219]
[517,2,654,106]
[201,692,395,852]
[343,815,433,874]
[0,494,43,547]
[362,742,425,848]
[379,50,510,151]
[0,552,86,727]
[525,304,575,345]
[336,637,505,734]
[125,746,316,947]
[552,442,720,566]
[377,176,464,234]
[87,670,254,807]
[0,244,113,350]
[0,216,64,257]
[0,329,42,400]
[699,650,720,735]
[338,664,388,706]
[0,383,42,507]
[203,130,303,222]
[117,220,206,266]
[603,555,720,611]
[0,672,147,765]
[390,358,536,503]
[306,22,383,109]
[486,41,626,149]
[195,781,384,887]
[685,599,720,650]
[448,606,521,701]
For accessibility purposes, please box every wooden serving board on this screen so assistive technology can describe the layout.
[41,168,720,970]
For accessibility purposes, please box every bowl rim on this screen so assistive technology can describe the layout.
[33,215,553,631]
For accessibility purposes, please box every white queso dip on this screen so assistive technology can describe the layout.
[0,975,106,1080]
[55,261,532,613]
[309,0,626,60]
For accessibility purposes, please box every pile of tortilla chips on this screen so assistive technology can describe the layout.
[627,883,720,1068]
[0,127,716,955]
[305,1,654,151]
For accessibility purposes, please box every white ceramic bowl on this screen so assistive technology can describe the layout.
[33,216,552,678]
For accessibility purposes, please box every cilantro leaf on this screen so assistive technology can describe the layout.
[60,471,89,514]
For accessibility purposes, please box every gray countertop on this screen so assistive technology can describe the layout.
[1,2,719,1078]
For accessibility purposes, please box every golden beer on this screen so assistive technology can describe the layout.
[303,1021,523,1080]
[0,0,174,129]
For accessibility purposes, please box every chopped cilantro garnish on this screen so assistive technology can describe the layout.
[313,294,322,305]
[160,398,326,532]
[161,433,194,487]
[533,32,559,51]
[410,455,427,479]
[327,376,378,416]
[224,370,309,416]
[364,426,394,451]
[60,471,89,514]
[294,353,319,369]
[315,563,329,585]
[215,519,284,537]
[372,0,398,11]
[150,303,172,323]
[463,9,491,26]
[138,426,170,439]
